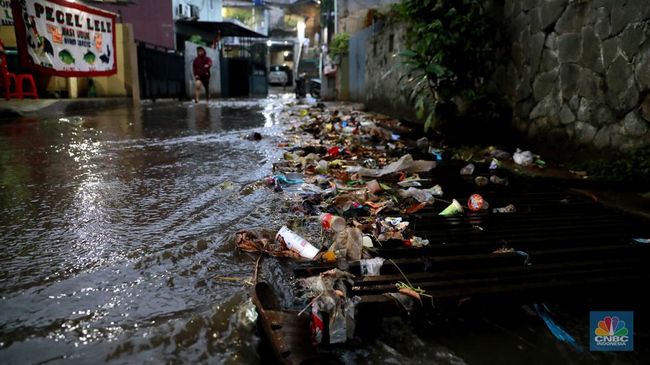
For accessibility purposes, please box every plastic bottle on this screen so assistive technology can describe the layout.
[345,227,363,261]
[320,213,346,232]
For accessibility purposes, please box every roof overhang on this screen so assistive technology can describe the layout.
[176,20,268,38]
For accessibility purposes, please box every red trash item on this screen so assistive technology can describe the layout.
[311,302,324,345]
[319,213,346,232]
[468,194,484,211]
[327,146,340,157]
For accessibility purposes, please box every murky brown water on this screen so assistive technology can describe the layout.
[0,98,293,364]
[1,97,647,365]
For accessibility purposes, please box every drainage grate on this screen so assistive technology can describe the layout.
[293,160,650,310]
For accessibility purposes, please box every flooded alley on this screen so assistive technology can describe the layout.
[2,97,648,365]
[0,98,294,364]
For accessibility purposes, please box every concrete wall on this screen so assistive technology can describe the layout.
[97,0,175,49]
[338,0,399,34]
[90,23,138,98]
[498,0,650,150]
[184,41,221,99]
[356,0,650,150]
[173,0,222,22]
[356,21,418,122]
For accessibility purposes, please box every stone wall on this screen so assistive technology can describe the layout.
[356,0,650,150]
[497,0,650,150]
[359,21,418,122]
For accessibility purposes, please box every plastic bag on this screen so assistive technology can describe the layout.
[399,187,435,203]
[360,257,385,276]
[513,149,533,166]
[344,297,360,340]
[329,304,347,344]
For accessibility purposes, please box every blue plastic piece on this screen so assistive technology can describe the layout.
[534,303,581,351]
[273,174,304,185]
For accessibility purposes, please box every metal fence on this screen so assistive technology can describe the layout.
[137,42,185,100]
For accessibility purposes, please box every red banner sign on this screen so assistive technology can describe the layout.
[11,0,117,76]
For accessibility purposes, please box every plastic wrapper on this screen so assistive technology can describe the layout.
[376,217,410,241]
[360,257,385,276]
[460,163,475,176]
[346,154,436,178]
[492,204,517,213]
[399,187,435,203]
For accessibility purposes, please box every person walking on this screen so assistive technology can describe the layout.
[192,47,212,103]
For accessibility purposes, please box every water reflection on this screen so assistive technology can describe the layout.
[0,99,287,364]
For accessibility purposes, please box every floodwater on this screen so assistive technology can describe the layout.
[1,96,647,365]
[0,98,291,364]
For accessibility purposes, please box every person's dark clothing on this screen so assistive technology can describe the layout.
[198,75,210,90]
[193,54,212,78]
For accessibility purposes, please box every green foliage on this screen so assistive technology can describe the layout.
[223,7,253,26]
[393,0,501,131]
[575,146,650,183]
[284,15,299,29]
[330,32,350,59]
[189,35,206,46]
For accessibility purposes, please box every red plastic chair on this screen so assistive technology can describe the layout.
[0,40,39,100]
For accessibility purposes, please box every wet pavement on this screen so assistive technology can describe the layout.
[0,97,292,364]
[1,96,647,364]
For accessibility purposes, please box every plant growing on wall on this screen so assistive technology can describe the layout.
[189,35,207,46]
[223,7,253,26]
[393,0,501,131]
[329,32,350,59]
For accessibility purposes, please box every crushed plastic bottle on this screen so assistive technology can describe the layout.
[492,204,516,213]
[460,163,475,176]
[334,227,363,261]
[475,176,489,187]
[490,175,510,186]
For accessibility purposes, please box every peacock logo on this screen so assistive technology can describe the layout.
[595,316,628,337]
[590,311,633,351]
